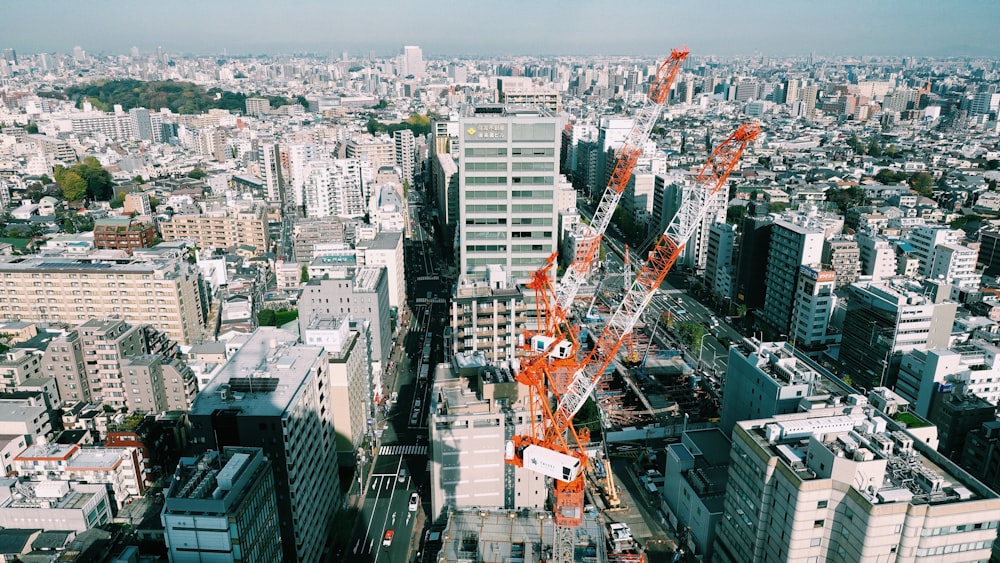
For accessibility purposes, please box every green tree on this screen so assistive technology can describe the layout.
[186,168,207,180]
[908,172,934,197]
[24,122,38,134]
[769,201,788,213]
[132,175,144,185]
[38,174,52,185]
[76,157,114,200]
[885,144,898,158]
[868,139,883,157]
[300,264,310,283]
[986,160,1000,171]
[110,193,126,209]
[258,309,277,326]
[59,171,88,201]
[148,196,160,211]
[676,321,706,354]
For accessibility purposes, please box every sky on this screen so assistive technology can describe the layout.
[6,0,1000,58]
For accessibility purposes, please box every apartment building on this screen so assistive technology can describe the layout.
[0,255,205,346]
[13,444,148,509]
[158,199,270,255]
[449,266,527,365]
[356,230,405,310]
[93,217,157,255]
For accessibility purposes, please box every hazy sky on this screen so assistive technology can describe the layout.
[6,0,1000,58]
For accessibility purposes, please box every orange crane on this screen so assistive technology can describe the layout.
[554,48,689,316]
[506,122,761,540]
[526,48,689,396]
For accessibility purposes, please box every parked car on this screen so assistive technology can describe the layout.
[409,492,420,512]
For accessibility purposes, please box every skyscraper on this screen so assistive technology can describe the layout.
[188,328,340,563]
[457,105,560,284]
[394,129,416,186]
[401,45,425,78]
[760,215,827,336]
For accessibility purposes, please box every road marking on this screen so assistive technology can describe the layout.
[379,445,428,456]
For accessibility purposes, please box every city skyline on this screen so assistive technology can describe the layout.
[6,0,1000,58]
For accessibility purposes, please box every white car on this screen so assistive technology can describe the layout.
[408,492,419,512]
[398,468,408,483]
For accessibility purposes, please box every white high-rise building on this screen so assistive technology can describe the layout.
[458,105,560,284]
[286,143,321,209]
[790,265,837,350]
[302,158,366,219]
[428,359,546,520]
[909,225,962,278]
[856,232,898,281]
[394,129,415,186]
[714,407,1000,563]
[927,243,980,291]
[401,45,425,78]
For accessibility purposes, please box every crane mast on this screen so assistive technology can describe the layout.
[506,122,761,537]
[554,48,689,315]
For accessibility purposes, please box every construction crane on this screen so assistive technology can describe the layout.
[622,244,642,366]
[554,48,689,317]
[525,48,688,397]
[507,122,761,559]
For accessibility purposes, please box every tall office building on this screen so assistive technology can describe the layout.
[734,201,772,310]
[401,45,425,78]
[789,266,837,351]
[761,215,827,336]
[714,407,1000,563]
[428,358,546,519]
[457,105,560,284]
[394,129,416,186]
[162,447,281,563]
[840,279,957,391]
[189,328,340,563]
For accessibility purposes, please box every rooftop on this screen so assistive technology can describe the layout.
[741,405,994,507]
[438,508,606,563]
[191,327,323,417]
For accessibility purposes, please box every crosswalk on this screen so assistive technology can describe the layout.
[379,445,428,456]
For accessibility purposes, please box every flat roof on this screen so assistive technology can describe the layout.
[190,327,323,417]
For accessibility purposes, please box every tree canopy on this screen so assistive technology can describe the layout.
[64,79,300,115]
[58,172,88,201]
[54,157,114,201]
[366,113,432,136]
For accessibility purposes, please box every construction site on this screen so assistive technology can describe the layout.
[430,45,759,563]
